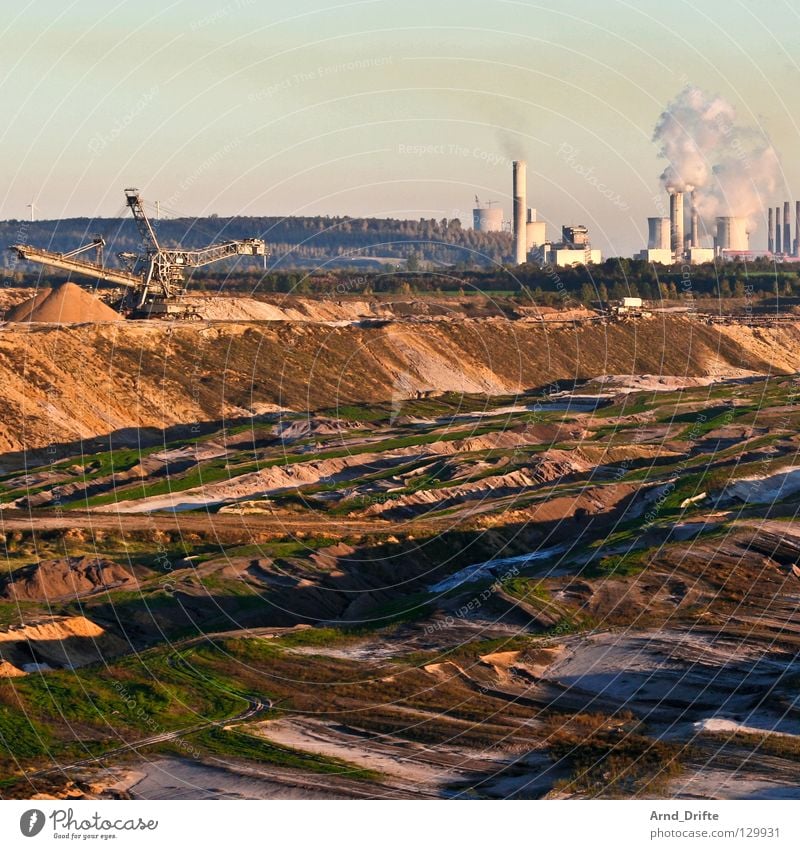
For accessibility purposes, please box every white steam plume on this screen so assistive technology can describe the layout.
[653,86,781,231]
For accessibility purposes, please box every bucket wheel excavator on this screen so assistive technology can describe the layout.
[9,188,267,318]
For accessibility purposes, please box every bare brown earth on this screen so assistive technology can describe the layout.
[0,615,127,674]
[0,555,135,601]
[0,314,791,454]
[3,298,800,800]
[4,283,122,323]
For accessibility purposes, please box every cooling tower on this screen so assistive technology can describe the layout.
[716,216,749,252]
[513,160,527,265]
[648,217,671,251]
[472,206,503,232]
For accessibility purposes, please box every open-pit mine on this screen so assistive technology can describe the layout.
[2,282,800,801]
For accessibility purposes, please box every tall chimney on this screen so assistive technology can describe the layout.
[690,191,699,248]
[795,201,800,256]
[784,201,791,258]
[776,206,782,254]
[669,190,684,257]
[513,160,527,265]
[768,207,774,254]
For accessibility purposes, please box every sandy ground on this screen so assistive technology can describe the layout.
[725,466,800,504]
[128,756,368,800]
[670,768,800,800]
[592,374,720,392]
[252,717,464,788]
[535,630,794,725]
[248,717,560,799]
[694,716,800,737]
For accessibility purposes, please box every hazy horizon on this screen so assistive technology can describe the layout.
[2,0,799,255]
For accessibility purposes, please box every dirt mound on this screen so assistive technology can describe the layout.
[0,615,126,668]
[593,374,717,392]
[0,659,26,677]
[0,556,135,601]
[4,283,122,323]
[362,451,590,518]
[186,296,387,322]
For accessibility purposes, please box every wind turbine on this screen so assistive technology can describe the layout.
[27,201,39,222]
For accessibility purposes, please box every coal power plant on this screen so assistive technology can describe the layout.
[766,199,800,258]
[504,160,600,266]
[471,155,797,267]
[640,187,717,264]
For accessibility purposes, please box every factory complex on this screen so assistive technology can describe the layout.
[473,161,798,267]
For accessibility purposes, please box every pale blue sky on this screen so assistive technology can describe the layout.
[1,0,798,254]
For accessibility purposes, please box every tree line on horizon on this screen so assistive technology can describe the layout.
[0,214,511,272]
[6,257,798,307]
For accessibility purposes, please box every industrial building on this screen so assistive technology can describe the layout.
[543,223,600,265]
[545,246,602,266]
[526,209,546,251]
[472,197,503,232]
[688,247,715,264]
[766,200,800,257]
[641,187,752,264]
[714,216,749,254]
[561,225,589,247]
[648,217,671,251]
[639,248,673,265]
[481,160,800,265]
[542,223,600,265]
[638,216,673,264]
[508,161,551,262]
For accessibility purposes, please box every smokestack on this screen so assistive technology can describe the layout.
[784,201,791,258]
[513,161,527,265]
[776,206,782,254]
[690,191,699,248]
[669,190,684,257]
[768,207,774,254]
[795,201,800,256]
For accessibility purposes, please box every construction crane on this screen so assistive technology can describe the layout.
[9,188,267,318]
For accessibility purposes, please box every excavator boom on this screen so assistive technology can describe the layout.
[9,244,141,289]
[8,187,269,316]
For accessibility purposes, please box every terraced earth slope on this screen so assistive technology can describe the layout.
[2,310,800,457]
[2,357,800,800]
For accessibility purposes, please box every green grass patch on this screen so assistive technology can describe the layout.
[583,550,649,578]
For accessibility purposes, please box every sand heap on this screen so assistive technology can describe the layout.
[0,614,127,670]
[4,283,122,323]
[0,556,135,601]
